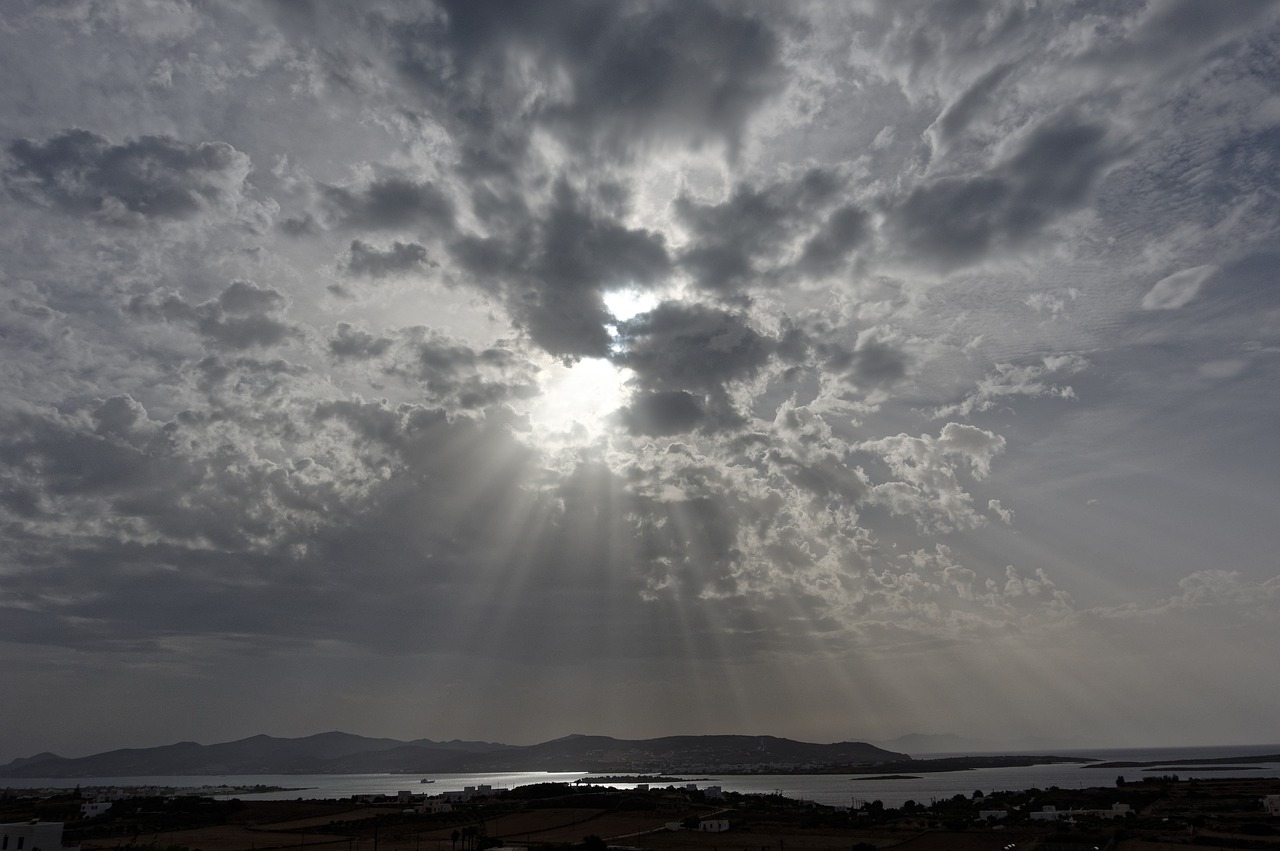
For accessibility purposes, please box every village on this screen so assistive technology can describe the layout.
[4,775,1280,851]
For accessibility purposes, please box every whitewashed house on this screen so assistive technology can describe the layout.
[1,821,78,851]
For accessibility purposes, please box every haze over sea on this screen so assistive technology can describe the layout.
[5,746,1279,809]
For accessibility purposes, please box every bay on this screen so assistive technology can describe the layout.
[4,745,1278,809]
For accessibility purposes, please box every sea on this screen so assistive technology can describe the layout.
[4,745,1279,809]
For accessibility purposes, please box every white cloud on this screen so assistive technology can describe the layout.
[931,355,1087,419]
[858,423,1006,531]
[1141,265,1216,310]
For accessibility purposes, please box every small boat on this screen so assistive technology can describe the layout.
[420,779,435,784]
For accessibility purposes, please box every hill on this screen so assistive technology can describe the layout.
[0,733,905,778]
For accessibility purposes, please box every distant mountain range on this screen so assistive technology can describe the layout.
[874,733,995,754]
[0,732,908,778]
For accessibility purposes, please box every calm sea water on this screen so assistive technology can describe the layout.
[4,746,1278,809]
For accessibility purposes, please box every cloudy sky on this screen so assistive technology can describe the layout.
[3,0,1280,763]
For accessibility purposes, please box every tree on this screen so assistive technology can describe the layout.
[1115,776,1125,787]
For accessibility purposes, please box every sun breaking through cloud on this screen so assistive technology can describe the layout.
[1,0,1279,760]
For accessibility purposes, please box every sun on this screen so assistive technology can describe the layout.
[525,288,659,440]
[603,287,659,326]
[529,356,632,439]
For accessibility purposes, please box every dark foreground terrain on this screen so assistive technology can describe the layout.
[4,774,1278,851]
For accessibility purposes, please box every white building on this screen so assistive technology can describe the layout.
[442,784,504,804]
[699,819,729,832]
[1030,803,1131,822]
[78,802,112,819]
[979,810,1008,821]
[419,799,454,814]
[1,821,78,851]
[1263,795,1280,816]
[704,786,724,800]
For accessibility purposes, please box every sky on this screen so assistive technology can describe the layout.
[2,0,1279,764]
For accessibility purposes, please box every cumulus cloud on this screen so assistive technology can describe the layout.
[401,328,540,410]
[817,334,912,392]
[614,302,773,393]
[129,281,298,350]
[674,170,845,291]
[5,129,250,225]
[1162,570,1280,613]
[858,423,1006,531]
[318,176,455,232]
[450,180,670,360]
[328,324,394,361]
[385,0,787,164]
[344,240,435,278]
[988,498,1014,525]
[931,355,1087,419]
[615,390,706,436]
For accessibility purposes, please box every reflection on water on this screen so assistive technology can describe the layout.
[3,746,1278,809]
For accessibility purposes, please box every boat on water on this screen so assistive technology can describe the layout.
[420,779,435,784]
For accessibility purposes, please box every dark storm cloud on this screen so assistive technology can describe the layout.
[608,302,782,435]
[344,239,434,277]
[0,405,161,501]
[0,394,588,656]
[614,302,774,393]
[402,328,540,410]
[450,180,669,360]
[4,129,248,223]
[889,113,1120,267]
[384,0,786,164]
[218,280,286,315]
[616,390,706,436]
[768,446,868,506]
[197,308,296,351]
[817,336,911,390]
[328,323,394,360]
[0,402,275,554]
[675,169,845,292]
[797,204,870,277]
[129,281,298,351]
[328,323,541,411]
[319,176,455,231]
[0,393,668,663]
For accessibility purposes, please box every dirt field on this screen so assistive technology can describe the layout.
[78,805,923,851]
